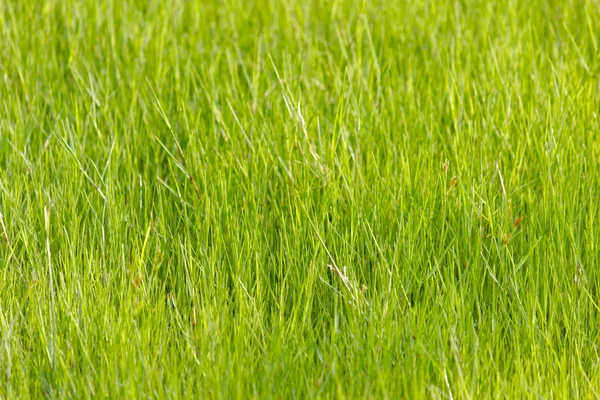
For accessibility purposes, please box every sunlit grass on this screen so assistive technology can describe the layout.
[2,0,600,397]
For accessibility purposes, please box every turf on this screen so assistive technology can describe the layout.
[2,0,600,398]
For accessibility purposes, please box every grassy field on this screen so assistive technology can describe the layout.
[2,0,600,398]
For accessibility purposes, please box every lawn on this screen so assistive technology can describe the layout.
[2,0,600,398]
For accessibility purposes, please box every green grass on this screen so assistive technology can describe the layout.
[2,0,600,397]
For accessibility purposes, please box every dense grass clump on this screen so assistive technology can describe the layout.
[2,0,600,397]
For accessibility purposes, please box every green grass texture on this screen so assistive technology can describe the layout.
[2,0,600,398]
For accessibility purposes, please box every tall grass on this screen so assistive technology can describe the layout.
[1,0,600,397]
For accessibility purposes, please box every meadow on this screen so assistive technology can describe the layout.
[2,0,600,397]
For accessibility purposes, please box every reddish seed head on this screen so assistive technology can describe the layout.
[442,160,449,172]
[450,176,459,187]
[515,215,524,228]
[133,273,143,288]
